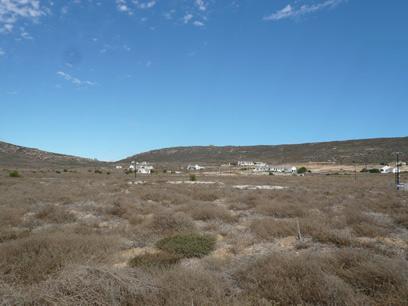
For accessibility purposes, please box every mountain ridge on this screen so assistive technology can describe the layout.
[120,137,408,165]
[0,141,104,168]
[1,136,407,168]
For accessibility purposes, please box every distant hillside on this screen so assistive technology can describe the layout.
[121,137,408,165]
[0,141,104,168]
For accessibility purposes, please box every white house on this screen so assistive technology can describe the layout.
[129,161,154,174]
[392,167,401,174]
[115,165,123,169]
[187,164,205,171]
[289,166,297,173]
[238,161,255,167]
[381,166,393,174]
[254,165,270,172]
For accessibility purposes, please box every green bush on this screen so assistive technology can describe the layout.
[189,174,197,182]
[156,233,216,258]
[9,170,21,178]
[94,169,103,174]
[129,252,181,268]
[368,168,380,174]
[297,167,308,174]
[63,169,68,173]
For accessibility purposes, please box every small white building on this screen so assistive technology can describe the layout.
[115,165,123,169]
[238,161,255,167]
[392,167,401,174]
[187,164,205,171]
[129,161,154,174]
[381,166,393,174]
[289,166,297,174]
[254,165,270,172]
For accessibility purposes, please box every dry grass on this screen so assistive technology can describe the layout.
[145,211,196,235]
[0,232,120,285]
[189,203,238,223]
[250,218,297,239]
[236,251,367,305]
[0,171,407,305]
[35,204,77,224]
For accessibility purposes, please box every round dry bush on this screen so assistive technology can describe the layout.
[190,203,238,223]
[250,218,297,240]
[35,204,77,224]
[156,233,216,258]
[146,212,196,235]
[235,252,368,305]
[27,266,157,305]
[152,266,246,306]
[0,233,120,285]
[325,248,408,305]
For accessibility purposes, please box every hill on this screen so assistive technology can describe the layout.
[121,137,408,165]
[0,141,104,168]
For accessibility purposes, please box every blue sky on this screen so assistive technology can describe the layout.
[1,0,407,161]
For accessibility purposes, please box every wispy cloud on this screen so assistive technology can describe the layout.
[0,0,45,33]
[195,0,207,12]
[134,0,157,10]
[183,13,193,24]
[0,47,5,56]
[115,0,156,14]
[264,0,346,21]
[116,0,208,27]
[57,71,96,87]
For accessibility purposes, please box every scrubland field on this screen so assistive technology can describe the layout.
[1,169,408,305]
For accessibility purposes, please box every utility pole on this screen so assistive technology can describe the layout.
[395,152,400,190]
[353,160,357,181]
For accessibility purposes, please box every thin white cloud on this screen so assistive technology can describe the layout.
[0,47,5,56]
[193,20,205,27]
[115,0,211,28]
[116,0,156,14]
[183,13,193,24]
[57,71,96,87]
[195,0,207,12]
[133,0,156,10]
[0,0,45,33]
[116,0,131,14]
[264,0,346,21]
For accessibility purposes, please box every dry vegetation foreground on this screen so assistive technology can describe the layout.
[1,169,408,305]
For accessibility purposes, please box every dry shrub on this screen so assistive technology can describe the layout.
[326,248,408,305]
[0,206,26,227]
[255,199,306,218]
[0,228,30,243]
[152,266,243,306]
[343,207,392,238]
[189,188,221,202]
[395,211,408,229]
[236,252,366,305]
[237,192,263,208]
[0,232,120,285]
[35,204,77,224]
[139,187,189,205]
[104,201,128,217]
[146,212,195,235]
[299,215,354,247]
[250,218,297,240]
[28,266,156,305]
[189,203,237,223]
[0,280,26,305]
